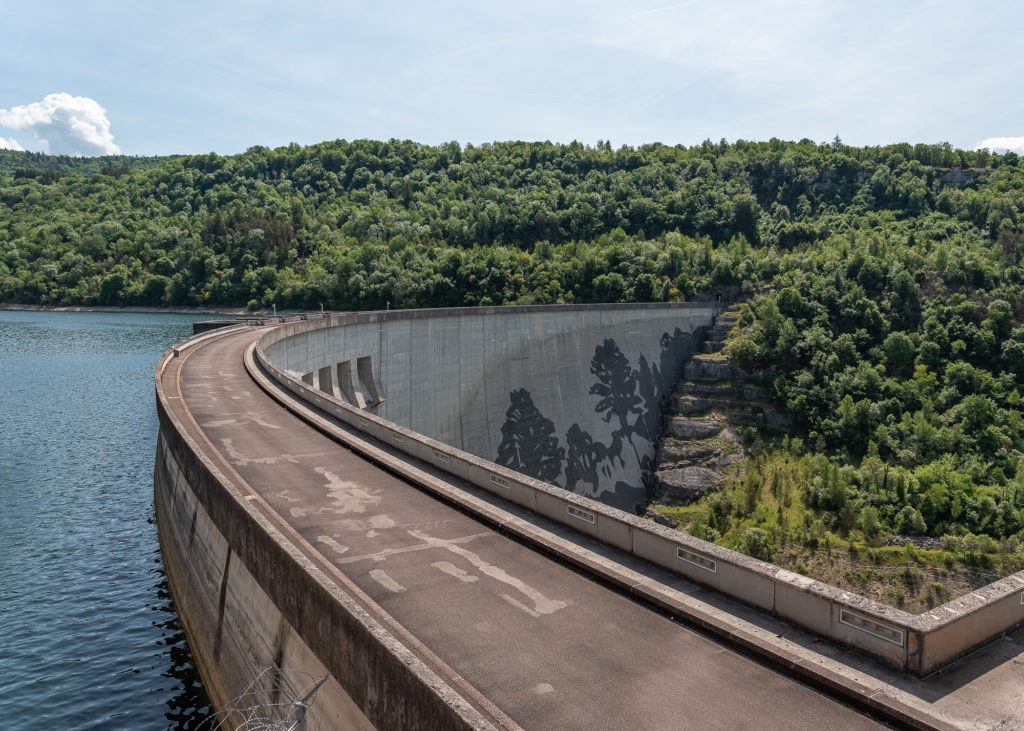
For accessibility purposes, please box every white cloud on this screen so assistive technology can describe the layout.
[0,136,23,151]
[0,93,120,156]
[976,136,1024,154]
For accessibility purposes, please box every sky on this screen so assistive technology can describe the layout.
[1,0,1022,157]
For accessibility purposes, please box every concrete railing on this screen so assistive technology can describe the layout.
[255,309,1024,676]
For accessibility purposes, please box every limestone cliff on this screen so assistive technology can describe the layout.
[648,304,789,507]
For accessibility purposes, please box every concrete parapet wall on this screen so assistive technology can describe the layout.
[916,573,1024,672]
[255,307,1024,677]
[260,304,717,509]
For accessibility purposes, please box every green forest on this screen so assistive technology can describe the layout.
[2,137,1023,585]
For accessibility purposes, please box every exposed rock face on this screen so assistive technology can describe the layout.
[643,505,679,527]
[649,304,790,505]
[657,435,743,470]
[683,354,749,382]
[671,382,769,399]
[655,466,725,501]
[666,416,724,440]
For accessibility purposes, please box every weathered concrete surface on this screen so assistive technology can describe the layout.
[261,304,716,509]
[159,326,891,729]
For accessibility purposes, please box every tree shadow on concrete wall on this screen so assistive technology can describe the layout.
[565,423,606,494]
[586,329,692,473]
[497,328,694,508]
[636,328,696,444]
[495,388,564,483]
[589,338,643,470]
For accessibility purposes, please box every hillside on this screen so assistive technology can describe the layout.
[2,138,1023,578]
[1,138,1019,312]
[0,149,179,180]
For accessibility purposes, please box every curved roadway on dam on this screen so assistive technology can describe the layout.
[164,325,885,729]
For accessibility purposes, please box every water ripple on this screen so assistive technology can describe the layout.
[0,311,216,730]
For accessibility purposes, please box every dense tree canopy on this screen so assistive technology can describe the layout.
[2,137,1023,545]
[2,138,1019,313]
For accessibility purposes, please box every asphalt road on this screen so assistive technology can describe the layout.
[175,327,885,730]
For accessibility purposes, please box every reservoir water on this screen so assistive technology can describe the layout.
[0,310,214,729]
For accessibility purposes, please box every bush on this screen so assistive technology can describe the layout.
[140,274,169,303]
[861,506,881,543]
[896,506,927,535]
[743,527,774,562]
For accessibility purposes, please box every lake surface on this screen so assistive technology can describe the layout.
[0,311,215,730]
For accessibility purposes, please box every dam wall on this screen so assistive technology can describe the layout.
[253,307,1024,677]
[260,304,718,509]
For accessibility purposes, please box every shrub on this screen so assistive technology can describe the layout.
[743,527,774,562]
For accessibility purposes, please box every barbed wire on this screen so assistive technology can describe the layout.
[200,665,330,731]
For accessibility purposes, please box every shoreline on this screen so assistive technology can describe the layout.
[0,303,255,316]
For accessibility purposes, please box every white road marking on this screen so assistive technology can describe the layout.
[336,532,488,565]
[432,561,479,583]
[369,569,406,593]
[317,535,350,555]
[220,438,301,466]
[202,411,281,429]
[369,514,394,529]
[316,467,381,514]
[408,530,566,615]
[244,411,281,429]
[501,594,540,617]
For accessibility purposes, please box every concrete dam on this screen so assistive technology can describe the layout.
[154,304,1024,729]
[261,304,715,510]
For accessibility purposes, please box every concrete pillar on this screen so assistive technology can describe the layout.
[357,356,383,405]
[317,366,335,397]
[336,361,366,409]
